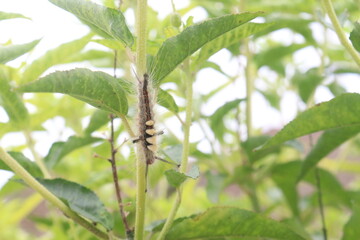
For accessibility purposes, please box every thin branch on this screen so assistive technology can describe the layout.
[315,168,328,240]
[109,115,132,237]
[309,135,327,240]
[321,0,360,67]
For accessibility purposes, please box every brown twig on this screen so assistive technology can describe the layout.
[108,114,132,237]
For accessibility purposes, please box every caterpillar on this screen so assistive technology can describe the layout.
[133,73,178,179]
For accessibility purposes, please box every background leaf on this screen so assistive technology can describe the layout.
[37,178,113,230]
[209,98,245,142]
[258,93,360,150]
[157,88,179,113]
[21,35,92,84]
[163,207,306,240]
[0,39,40,64]
[195,22,273,65]
[18,68,129,115]
[49,0,134,46]
[298,126,360,180]
[0,68,29,126]
[0,152,43,177]
[150,12,264,84]
[0,11,30,21]
[84,110,110,136]
[44,136,103,168]
[349,22,360,52]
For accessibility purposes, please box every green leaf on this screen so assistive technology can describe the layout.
[163,207,306,240]
[163,144,182,164]
[298,126,360,181]
[37,178,113,230]
[164,170,187,188]
[209,98,245,142]
[0,39,40,64]
[258,93,360,150]
[0,152,43,177]
[84,110,110,135]
[0,11,30,21]
[44,135,103,168]
[241,135,281,163]
[49,0,134,47]
[0,68,29,126]
[196,22,273,65]
[21,35,92,84]
[150,12,264,84]
[205,171,226,203]
[157,88,179,113]
[272,161,351,215]
[18,68,129,115]
[291,68,323,103]
[254,44,307,75]
[342,200,360,240]
[349,22,360,52]
[164,165,199,188]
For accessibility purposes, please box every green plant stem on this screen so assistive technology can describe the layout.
[134,0,148,239]
[156,61,193,240]
[23,129,51,178]
[321,0,360,67]
[119,114,135,138]
[244,38,253,138]
[0,147,109,240]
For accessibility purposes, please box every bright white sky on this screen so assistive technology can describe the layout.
[1,0,360,187]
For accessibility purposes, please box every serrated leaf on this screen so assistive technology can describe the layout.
[18,68,129,116]
[157,88,179,113]
[150,12,264,85]
[349,22,360,52]
[298,126,360,181]
[49,0,133,47]
[258,93,360,150]
[196,22,273,65]
[37,178,113,230]
[21,35,92,84]
[84,109,110,135]
[163,207,306,240]
[0,11,30,21]
[0,68,29,126]
[0,39,40,64]
[209,98,245,142]
[0,152,43,177]
[44,135,103,168]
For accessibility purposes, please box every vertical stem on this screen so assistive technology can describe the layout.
[315,169,328,240]
[321,0,360,67]
[134,0,147,239]
[156,60,193,240]
[244,38,253,138]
